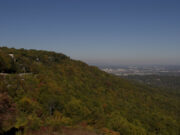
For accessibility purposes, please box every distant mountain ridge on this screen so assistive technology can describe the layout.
[0,47,179,135]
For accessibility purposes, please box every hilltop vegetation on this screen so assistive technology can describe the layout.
[0,47,179,135]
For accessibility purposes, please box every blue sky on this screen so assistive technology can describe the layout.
[0,0,180,65]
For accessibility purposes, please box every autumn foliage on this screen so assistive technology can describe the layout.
[0,47,179,135]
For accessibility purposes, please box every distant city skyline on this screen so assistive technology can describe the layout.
[0,0,180,65]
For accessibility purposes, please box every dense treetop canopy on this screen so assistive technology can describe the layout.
[0,47,179,135]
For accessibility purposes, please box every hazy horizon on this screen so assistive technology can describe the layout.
[0,0,180,65]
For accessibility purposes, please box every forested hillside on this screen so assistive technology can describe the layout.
[124,75,180,94]
[0,47,179,135]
